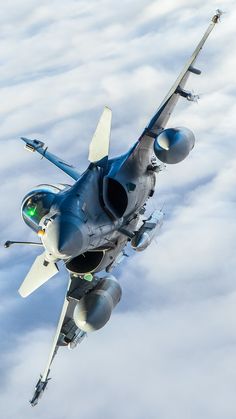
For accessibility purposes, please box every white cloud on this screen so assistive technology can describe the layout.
[1,0,236,418]
[1,295,236,419]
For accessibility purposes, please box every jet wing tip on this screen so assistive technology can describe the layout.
[212,9,224,23]
[29,374,51,407]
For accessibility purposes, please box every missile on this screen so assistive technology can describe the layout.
[131,209,164,251]
[30,372,50,407]
[68,330,87,350]
[73,275,122,332]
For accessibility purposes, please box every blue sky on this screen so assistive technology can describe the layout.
[1,1,236,418]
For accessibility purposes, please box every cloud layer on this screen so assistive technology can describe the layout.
[1,1,236,418]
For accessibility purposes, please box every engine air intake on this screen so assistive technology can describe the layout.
[66,251,105,274]
[103,177,128,218]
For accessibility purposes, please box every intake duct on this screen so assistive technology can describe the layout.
[154,127,195,164]
[103,177,128,218]
[66,251,105,274]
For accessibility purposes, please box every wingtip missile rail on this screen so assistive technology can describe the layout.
[30,372,51,407]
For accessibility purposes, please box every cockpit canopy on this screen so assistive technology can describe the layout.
[21,184,69,231]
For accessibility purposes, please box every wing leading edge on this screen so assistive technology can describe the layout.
[140,10,223,140]
[29,277,90,406]
[30,283,71,406]
[21,107,112,177]
[21,137,81,180]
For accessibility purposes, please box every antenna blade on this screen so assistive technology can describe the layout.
[88,106,112,163]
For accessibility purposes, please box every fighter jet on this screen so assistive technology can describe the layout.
[5,11,222,406]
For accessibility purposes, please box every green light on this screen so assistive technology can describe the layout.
[84,273,93,282]
[27,207,37,217]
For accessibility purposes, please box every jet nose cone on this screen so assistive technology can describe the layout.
[42,214,85,259]
[57,220,78,254]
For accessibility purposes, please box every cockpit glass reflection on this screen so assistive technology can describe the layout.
[23,192,55,224]
[21,184,70,231]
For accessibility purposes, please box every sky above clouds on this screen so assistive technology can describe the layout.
[1,0,236,418]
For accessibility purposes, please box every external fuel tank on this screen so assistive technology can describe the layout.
[73,275,122,332]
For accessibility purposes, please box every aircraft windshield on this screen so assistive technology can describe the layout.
[21,184,70,231]
[22,190,56,230]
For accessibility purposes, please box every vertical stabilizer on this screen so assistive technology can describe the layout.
[88,107,112,164]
